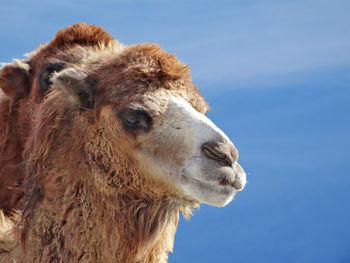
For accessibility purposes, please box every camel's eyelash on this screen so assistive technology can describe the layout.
[118,107,152,133]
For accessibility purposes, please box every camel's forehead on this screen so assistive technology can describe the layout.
[96,43,209,114]
[101,78,209,116]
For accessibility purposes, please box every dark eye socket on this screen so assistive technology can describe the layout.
[119,107,152,132]
[39,61,65,94]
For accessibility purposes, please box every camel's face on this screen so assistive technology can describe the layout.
[48,43,246,207]
[116,90,246,207]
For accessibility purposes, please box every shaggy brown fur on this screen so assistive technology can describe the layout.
[0,23,208,262]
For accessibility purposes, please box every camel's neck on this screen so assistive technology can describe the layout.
[20,164,181,263]
[14,114,191,262]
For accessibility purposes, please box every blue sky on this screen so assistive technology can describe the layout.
[1,1,349,262]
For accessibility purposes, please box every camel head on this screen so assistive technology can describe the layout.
[1,24,246,209]
[51,43,247,208]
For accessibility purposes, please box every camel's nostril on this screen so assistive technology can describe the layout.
[202,140,236,167]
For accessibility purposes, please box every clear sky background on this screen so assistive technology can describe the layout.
[1,0,349,262]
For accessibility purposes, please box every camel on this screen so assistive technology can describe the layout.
[0,23,246,262]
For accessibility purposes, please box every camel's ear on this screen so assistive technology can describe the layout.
[51,68,96,109]
[0,59,30,99]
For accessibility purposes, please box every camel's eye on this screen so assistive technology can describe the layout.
[119,107,152,132]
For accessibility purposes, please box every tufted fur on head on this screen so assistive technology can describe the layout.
[0,23,246,263]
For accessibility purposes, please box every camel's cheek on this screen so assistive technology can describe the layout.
[137,123,193,168]
[128,96,203,181]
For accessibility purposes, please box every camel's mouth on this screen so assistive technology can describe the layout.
[178,162,246,207]
[227,162,246,191]
[218,172,246,191]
